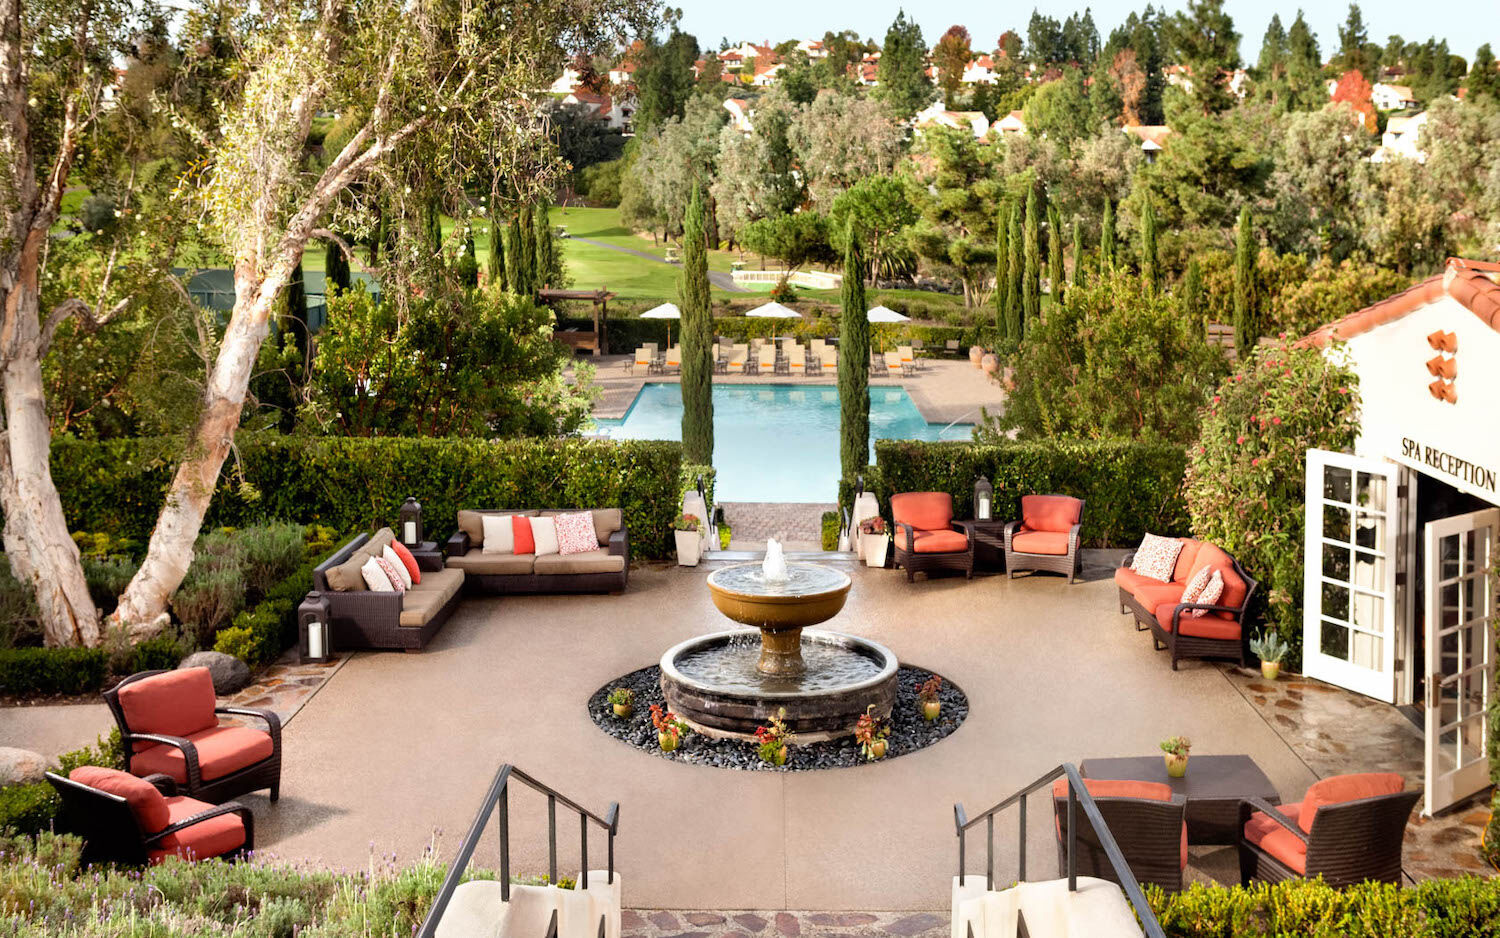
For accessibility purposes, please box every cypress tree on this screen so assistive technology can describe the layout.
[1182,258,1205,322]
[487,206,507,291]
[679,183,714,465]
[535,198,555,289]
[838,219,870,486]
[1099,199,1116,273]
[283,257,310,391]
[425,199,444,257]
[324,237,351,296]
[1046,203,1064,310]
[994,200,1011,338]
[1005,202,1022,343]
[1233,207,1255,358]
[516,206,536,296]
[1070,219,1086,290]
[1141,197,1160,294]
[506,214,526,295]
[456,228,479,289]
[1022,186,1040,328]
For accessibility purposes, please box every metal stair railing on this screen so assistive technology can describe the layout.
[953,762,1164,938]
[416,763,619,938]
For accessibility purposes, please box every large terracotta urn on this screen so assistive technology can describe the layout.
[980,353,998,375]
[968,345,984,367]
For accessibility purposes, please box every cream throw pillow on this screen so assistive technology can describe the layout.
[531,516,559,556]
[382,545,413,589]
[481,514,515,554]
[361,555,396,592]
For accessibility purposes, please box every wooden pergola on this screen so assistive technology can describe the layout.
[539,288,615,356]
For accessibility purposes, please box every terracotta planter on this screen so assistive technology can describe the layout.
[612,703,633,719]
[980,353,998,374]
[675,529,700,567]
[921,699,941,721]
[968,345,984,367]
[866,738,888,760]
[1261,661,1281,681]
[1164,752,1189,778]
[658,731,680,752]
[861,532,889,568]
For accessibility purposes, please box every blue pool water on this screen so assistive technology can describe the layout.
[591,383,973,502]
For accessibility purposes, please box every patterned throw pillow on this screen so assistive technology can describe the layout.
[382,545,413,589]
[556,511,599,555]
[1130,533,1184,583]
[361,555,395,592]
[375,555,407,594]
[1188,570,1224,617]
[532,516,560,556]
[1180,565,1212,605]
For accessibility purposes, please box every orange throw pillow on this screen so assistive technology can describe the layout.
[390,541,421,585]
[511,515,536,555]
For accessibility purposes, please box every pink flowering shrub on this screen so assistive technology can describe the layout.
[1183,338,1360,668]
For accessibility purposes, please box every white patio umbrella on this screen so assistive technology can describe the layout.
[745,301,802,319]
[640,302,681,346]
[866,305,910,323]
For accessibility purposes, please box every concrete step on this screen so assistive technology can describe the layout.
[952,876,1143,938]
[434,872,620,938]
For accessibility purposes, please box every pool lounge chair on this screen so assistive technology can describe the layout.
[884,351,907,378]
[633,347,654,376]
[758,345,776,375]
[727,347,748,373]
[788,346,806,375]
[898,345,915,374]
[664,345,681,374]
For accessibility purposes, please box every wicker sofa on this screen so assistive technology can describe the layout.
[313,528,464,653]
[1115,537,1259,670]
[444,508,629,594]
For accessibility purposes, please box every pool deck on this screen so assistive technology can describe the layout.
[583,354,1006,426]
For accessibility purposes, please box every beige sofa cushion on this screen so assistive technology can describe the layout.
[325,551,369,591]
[446,549,535,575]
[369,528,396,553]
[533,549,625,576]
[457,510,485,546]
[398,568,464,627]
[592,509,622,546]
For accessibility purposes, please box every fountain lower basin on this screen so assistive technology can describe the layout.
[706,562,851,676]
[661,629,899,739]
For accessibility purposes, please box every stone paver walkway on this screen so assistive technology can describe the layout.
[220,653,349,727]
[721,502,833,551]
[623,910,946,938]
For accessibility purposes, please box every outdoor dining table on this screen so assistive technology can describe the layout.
[1078,754,1282,845]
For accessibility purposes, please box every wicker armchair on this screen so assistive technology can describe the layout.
[1238,773,1419,886]
[891,492,974,582]
[1116,540,1259,670]
[1003,494,1085,582]
[104,668,281,804]
[47,767,254,866]
[1052,777,1188,892]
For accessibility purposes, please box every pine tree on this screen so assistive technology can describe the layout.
[1233,206,1256,358]
[1182,258,1205,322]
[1047,203,1064,310]
[1140,197,1161,294]
[994,201,1011,338]
[1005,202,1022,343]
[1022,186,1041,328]
[679,184,714,465]
[506,214,525,295]
[534,199,555,289]
[487,206,507,291]
[324,238,351,296]
[1469,44,1500,101]
[838,220,871,485]
[1070,218,1086,290]
[1099,199,1116,273]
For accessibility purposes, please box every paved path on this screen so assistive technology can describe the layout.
[570,236,746,292]
[722,502,833,551]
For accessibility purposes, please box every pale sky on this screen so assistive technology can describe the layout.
[674,0,1498,65]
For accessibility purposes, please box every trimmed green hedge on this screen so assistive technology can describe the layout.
[566,315,1002,356]
[50,434,685,560]
[870,439,1189,547]
[1145,876,1500,937]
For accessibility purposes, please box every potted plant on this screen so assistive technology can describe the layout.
[1249,630,1288,681]
[754,708,795,766]
[674,514,702,567]
[650,704,688,752]
[1160,735,1191,778]
[859,516,889,569]
[968,345,984,367]
[854,705,890,761]
[916,675,943,721]
[607,687,634,719]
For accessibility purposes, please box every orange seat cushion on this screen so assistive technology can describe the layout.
[912,530,969,553]
[1051,778,1185,868]
[1186,544,1248,620]
[130,726,275,784]
[1011,529,1069,555]
[117,669,218,753]
[148,795,246,864]
[1171,539,1203,582]
[1153,603,1242,641]
[1114,567,1161,597]
[69,766,171,833]
[892,493,954,532]
[1299,773,1405,831]
[1021,495,1083,533]
[1132,581,1186,610]
[1243,801,1307,874]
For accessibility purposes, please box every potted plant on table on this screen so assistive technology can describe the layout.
[607,687,635,719]
[859,516,889,569]
[674,514,702,567]
[1249,630,1288,681]
[916,675,943,721]
[1160,735,1191,778]
[650,704,689,752]
[754,708,795,766]
[854,705,890,761]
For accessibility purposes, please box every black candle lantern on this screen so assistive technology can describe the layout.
[973,475,993,521]
[399,497,422,546]
[298,592,333,664]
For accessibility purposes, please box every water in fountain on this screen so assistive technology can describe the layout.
[673,632,886,694]
[761,537,789,583]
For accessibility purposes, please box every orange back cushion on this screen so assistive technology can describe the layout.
[1051,777,1174,802]
[1022,495,1083,533]
[1188,544,1247,610]
[117,668,218,740]
[389,540,421,586]
[892,492,953,532]
[1298,773,1405,832]
[70,765,171,833]
[1172,539,1203,582]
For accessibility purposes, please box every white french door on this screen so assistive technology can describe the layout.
[1423,508,1498,816]
[1303,450,1403,702]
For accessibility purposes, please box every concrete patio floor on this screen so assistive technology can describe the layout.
[242,562,1324,910]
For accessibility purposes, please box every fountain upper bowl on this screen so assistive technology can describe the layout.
[705,562,851,630]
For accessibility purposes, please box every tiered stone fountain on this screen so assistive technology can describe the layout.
[660,540,898,740]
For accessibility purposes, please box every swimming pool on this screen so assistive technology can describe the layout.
[590,383,973,502]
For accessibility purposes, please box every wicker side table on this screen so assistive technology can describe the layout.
[408,541,444,571]
[953,519,1007,573]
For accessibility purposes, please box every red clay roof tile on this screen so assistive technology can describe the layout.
[1301,259,1500,347]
